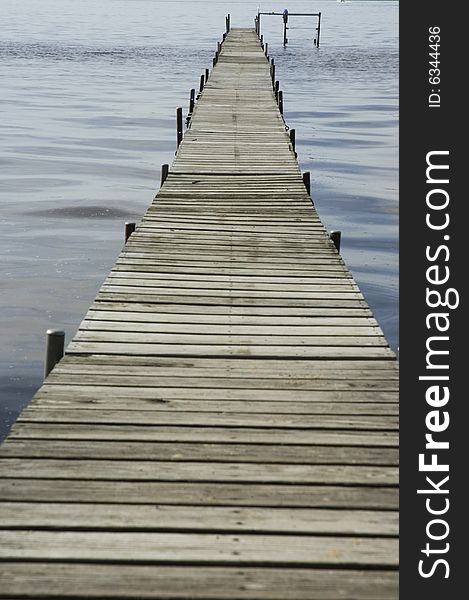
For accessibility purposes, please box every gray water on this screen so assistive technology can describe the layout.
[0,0,398,440]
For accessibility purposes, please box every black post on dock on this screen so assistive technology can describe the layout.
[225,14,231,33]
[161,164,169,187]
[44,329,65,379]
[176,107,183,148]
[275,80,280,102]
[330,230,342,253]
[205,68,209,82]
[260,34,264,49]
[124,222,136,243]
[289,128,296,154]
[278,90,284,115]
[189,88,195,115]
[302,171,311,197]
[270,59,275,88]
[199,74,205,95]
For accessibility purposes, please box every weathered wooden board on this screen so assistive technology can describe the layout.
[0,502,398,535]
[0,564,398,599]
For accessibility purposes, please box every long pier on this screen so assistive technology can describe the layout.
[0,29,398,599]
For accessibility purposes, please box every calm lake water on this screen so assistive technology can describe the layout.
[0,0,398,440]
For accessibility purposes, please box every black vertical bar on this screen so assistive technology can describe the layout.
[176,107,183,148]
[316,13,321,48]
[160,164,169,187]
[289,128,296,153]
[124,222,136,244]
[189,88,195,114]
[329,231,341,253]
[302,171,311,197]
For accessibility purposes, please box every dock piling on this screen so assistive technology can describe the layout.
[302,171,311,197]
[124,222,136,243]
[330,230,342,253]
[316,12,322,48]
[176,107,183,148]
[199,74,205,95]
[278,90,284,115]
[160,163,169,187]
[188,88,195,122]
[44,329,65,379]
[289,128,296,155]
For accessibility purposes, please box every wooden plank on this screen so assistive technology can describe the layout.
[17,408,398,430]
[35,385,397,401]
[0,478,398,509]
[0,502,398,535]
[0,563,398,599]
[65,341,395,359]
[0,530,398,566]
[0,459,398,485]
[44,373,398,392]
[7,423,399,446]
[0,440,398,465]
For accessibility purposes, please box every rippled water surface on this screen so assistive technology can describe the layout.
[0,0,398,439]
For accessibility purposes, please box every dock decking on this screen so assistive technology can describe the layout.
[0,29,398,599]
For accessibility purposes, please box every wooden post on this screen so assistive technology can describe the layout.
[176,107,183,148]
[265,42,268,57]
[258,12,261,37]
[226,14,231,33]
[189,88,195,114]
[199,74,204,94]
[260,34,264,49]
[217,41,221,54]
[275,80,280,102]
[125,222,136,243]
[289,128,296,153]
[278,90,283,115]
[161,164,169,187]
[205,68,209,82]
[271,59,275,87]
[302,171,311,196]
[213,51,218,67]
[316,12,322,48]
[330,230,342,253]
[283,10,288,47]
[44,329,64,379]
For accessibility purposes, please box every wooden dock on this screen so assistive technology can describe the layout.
[0,29,398,599]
